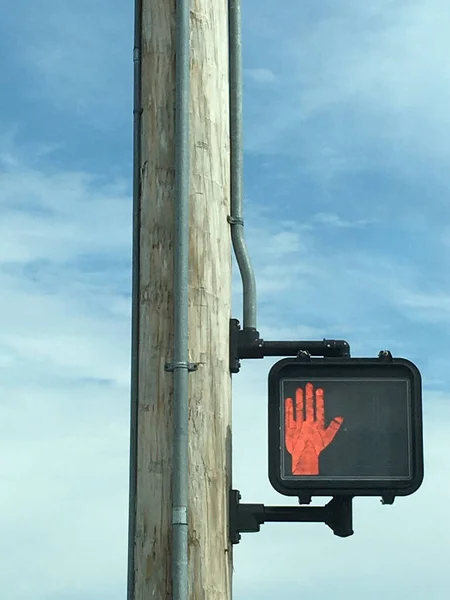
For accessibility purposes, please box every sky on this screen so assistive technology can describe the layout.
[1,0,449,598]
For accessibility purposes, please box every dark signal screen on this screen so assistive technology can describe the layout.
[280,378,411,481]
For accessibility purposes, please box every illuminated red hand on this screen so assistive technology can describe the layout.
[285,383,343,475]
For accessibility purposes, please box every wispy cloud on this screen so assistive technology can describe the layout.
[312,212,373,228]
[0,140,131,599]
[244,68,276,84]
[243,0,450,177]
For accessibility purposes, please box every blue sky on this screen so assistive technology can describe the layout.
[1,0,450,598]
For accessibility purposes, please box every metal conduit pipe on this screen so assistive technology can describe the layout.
[228,0,258,330]
[171,0,191,598]
[127,0,142,597]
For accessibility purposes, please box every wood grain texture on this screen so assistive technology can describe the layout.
[133,1,232,598]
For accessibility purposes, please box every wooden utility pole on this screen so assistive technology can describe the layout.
[129,0,232,598]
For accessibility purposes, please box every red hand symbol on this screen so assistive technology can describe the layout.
[284,383,343,475]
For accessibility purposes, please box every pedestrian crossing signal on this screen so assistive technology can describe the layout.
[268,357,423,499]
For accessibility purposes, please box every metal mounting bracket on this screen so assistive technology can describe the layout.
[229,489,354,544]
[164,361,198,372]
[229,318,351,373]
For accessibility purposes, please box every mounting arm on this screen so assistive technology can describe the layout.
[229,490,354,544]
[229,318,351,373]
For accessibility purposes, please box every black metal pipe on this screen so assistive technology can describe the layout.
[262,506,326,523]
[263,340,350,357]
[238,339,351,359]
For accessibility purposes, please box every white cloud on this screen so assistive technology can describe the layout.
[0,146,131,598]
[1,167,131,261]
[236,206,450,337]
[0,423,129,600]
[244,68,276,84]
[244,0,450,175]
[312,212,372,228]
